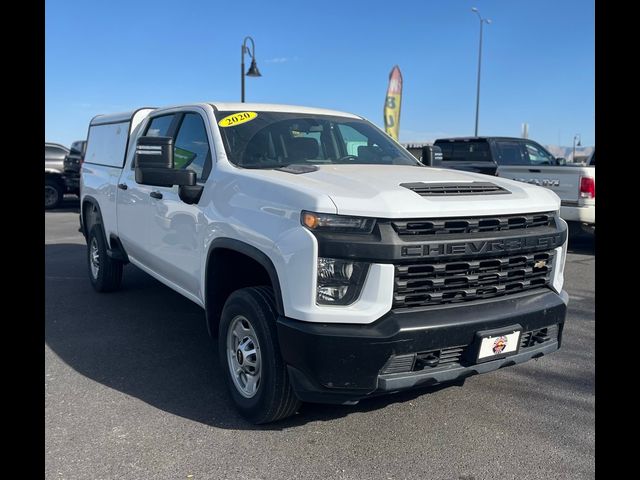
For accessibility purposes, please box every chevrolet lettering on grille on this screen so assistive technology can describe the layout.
[400,234,562,258]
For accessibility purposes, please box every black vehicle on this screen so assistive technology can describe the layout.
[432,136,565,175]
[63,140,87,193]
[45,142,78,209]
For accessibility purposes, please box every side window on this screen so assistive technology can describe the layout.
[450,141,490,161]
[173,113,212,182]
[495,141,527,165]
[145,115,175,137]
[132,114,177,170]
[524,142,554,165]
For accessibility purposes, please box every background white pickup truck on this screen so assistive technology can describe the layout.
[432,137,595,234]
[498,150,595,234]
[80,104,569,423]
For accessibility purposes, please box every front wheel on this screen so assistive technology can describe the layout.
[219,286,300,424]
[87,224,123,292]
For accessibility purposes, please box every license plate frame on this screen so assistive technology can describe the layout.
[472,324,522,364]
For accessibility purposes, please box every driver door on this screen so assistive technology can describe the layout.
[143,111,213,297]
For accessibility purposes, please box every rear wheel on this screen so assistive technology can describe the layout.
[219,286,300,424]
[87,224,123,292]
[44,178,64,209]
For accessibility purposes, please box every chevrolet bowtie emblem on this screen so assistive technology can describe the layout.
[534,260,547,269]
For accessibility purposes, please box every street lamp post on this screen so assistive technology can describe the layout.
[572,134,582,163]
[471,7,491,137]
[241,36,262,103]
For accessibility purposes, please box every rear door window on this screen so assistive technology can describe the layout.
[133,114,178,170]
[494,140,527,165]
[145,115,176,137]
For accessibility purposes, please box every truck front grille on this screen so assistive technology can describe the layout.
[391,212,554,237]
[393,251,555,308]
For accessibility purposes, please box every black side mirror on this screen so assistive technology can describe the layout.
[134,136,196,187]
[421,145,443,167]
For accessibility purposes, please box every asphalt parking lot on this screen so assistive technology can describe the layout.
[45,198,595,480]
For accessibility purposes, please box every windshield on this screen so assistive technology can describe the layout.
[214,110,421,169]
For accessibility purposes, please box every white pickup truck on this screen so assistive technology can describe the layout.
[80,103,569,423]
[432,137,595,234]
[499,150,595,235]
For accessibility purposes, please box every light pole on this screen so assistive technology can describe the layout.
[572,134,582,163]
[241,36,262,103]
[471,7,491,137]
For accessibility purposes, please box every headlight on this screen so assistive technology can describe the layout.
[301,211,375,234]
[316,257,369,305]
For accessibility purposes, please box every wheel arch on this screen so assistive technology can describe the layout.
[81,196,130,262]
[81,196,105,240]
[204,238,285,337]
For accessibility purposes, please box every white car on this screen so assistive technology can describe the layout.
[80,103,569,423]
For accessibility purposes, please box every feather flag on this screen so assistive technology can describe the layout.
[384,66,403,140]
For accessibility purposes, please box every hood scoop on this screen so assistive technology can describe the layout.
[400,181,510,196]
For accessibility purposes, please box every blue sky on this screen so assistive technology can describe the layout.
[46,0,594,148]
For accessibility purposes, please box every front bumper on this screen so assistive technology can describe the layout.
[277,289,568,404]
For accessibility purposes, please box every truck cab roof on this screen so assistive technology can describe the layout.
[209,102,361,118]
[90,103,362,129]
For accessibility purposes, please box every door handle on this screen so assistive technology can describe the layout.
[150,191,163,200]
[117,183,128,190]
[528,169,541,173]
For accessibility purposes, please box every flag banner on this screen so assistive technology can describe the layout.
[384,65,403,140]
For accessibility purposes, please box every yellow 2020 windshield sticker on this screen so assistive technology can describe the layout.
[218,111,258,128]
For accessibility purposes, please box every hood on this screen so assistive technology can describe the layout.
[251,164,560,219]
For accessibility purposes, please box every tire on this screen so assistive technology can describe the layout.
[219,286,301,424]
[44,178,64,209]
[87,224,123,292]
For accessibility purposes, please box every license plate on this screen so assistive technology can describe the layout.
[477,330,521,361]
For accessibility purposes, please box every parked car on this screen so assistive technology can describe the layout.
[45,142,71,209]
[63,140,87,195]
[432,137,595,234]
[80,104,568,424]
